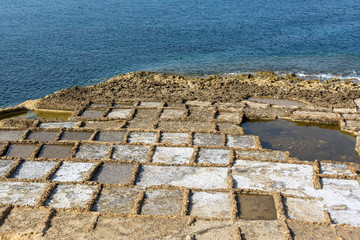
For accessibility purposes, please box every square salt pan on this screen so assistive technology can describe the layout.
[152,147,194,164]
[160,109,184,119]
[193,133,223,146]
[197,148,230,165]
[93,187,138,213]
[0,130,25,141]
[27,130,59,141]
[227,135,256,148]
[320,162,353,176]
[160,132,189,144]
[106,109,132,118]
[46,184,96,208]
[141,189,183,216]
[39,122,78,128]
[12,161,57,179]
[139,102,163,107]
[52,162,96,182]
[137,165,228,189]
[0,160,15,177]
[319,178,360,227]
[236,150,286,161]
[90,103,109,107]
[284,197,325,222]
[237,193,277,220]
[80,110,103,119]
[112,145,149,162]
[232,160,314,197]
[92,163,135,185]
[38,144,73,159]
[95,131,126,143]
[128,132,157,144]
[5,144,37,159]
[75,144,109,159]
[0,182,47,206]
[190,191,231,218]
[60,131,93,141]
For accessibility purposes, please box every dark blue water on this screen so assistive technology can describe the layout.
[1,0,360,107]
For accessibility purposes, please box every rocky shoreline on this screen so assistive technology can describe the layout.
[7,71,360,112]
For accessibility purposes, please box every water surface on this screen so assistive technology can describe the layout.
[1,0,359,107]
[242,119,359,163]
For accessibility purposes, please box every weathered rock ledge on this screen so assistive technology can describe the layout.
[11,71,360,111]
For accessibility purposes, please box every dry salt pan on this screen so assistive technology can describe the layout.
[52,162,95,182]
[152,146,194,164]
[136,165,228,189]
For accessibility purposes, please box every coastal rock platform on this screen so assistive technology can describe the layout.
[0,72,360,239]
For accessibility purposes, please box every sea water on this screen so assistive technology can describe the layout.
[1,0,359,107]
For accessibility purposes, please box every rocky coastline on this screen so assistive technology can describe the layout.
[3,71,359,113]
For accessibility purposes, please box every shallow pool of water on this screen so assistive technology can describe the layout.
[242,119,359,163]
[0,110,72,121]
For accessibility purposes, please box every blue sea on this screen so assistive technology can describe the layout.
[1,0,360,107]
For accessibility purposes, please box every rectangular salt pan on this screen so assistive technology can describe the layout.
[136,165,228,189]
[46,184,96,208]
[190,191,231,218]
[0,182,47,206]
[39,122,78,128]
[52,162,96,182]
[12,161,56,179]
[0,130,25,141]
[141,189,183,216]
[93,187,138,213]
[152,147,194,164]
[232,160,314,197]
[75,144,109,159]
[227,135,256,148]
